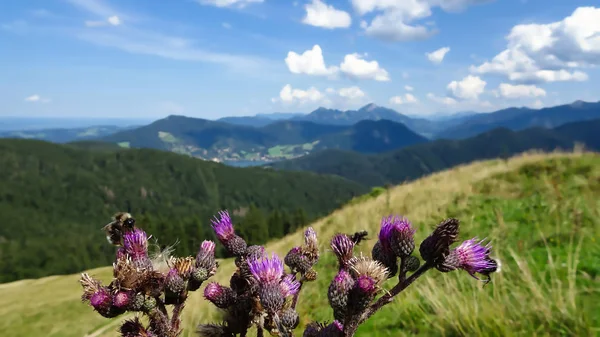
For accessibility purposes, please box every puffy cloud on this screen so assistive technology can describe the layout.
[496,83,546,99]
[285,45,338,76]
[302,0,352,29]
[426,47,450,64]
[273,85,368,106]
[107,15,121,26]
[285,45,390,81]
[404,85,414,91]
[337,86,366,99]
[277,84,325,104]
[447,75,486,100]
[352,0,490,41]
[25,94,51,103]
[389,93,418,105]
[196,0,263,8]
[405,93,418,103]
[340,53,390,81]
[471,6,599,83]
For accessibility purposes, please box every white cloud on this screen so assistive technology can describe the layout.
[471,6,600,83]
[447,75,486,100]
[337,86,365,99]
[107,15,121,26]
[340,53,390,81]
[25,94,51,103]
[273,85,368,107]
[404,85,414,91]
[426,46,450,64]
[285,45,389,81]
[497,83,546,99]
[405,93,418,103]
[197,0,263,8]
[222,22,232,29]
[302,0,352,29]
[389,93,418,105]
[277,84,325,104]
[285,45,338,76]
[352,0,490,41]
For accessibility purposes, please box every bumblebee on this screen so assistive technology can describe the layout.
[349,230,369,245]
[102,212,136,246]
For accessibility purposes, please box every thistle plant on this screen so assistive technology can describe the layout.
[81,211,497,337]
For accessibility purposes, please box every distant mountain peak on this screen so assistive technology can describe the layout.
[360,103,379,112]
[570,100,586,107]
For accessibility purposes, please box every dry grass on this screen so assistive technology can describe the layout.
[1,150,598,337]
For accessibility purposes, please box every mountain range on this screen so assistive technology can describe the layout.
[2,100,599,165]
[268,118,600,187]
[100,116,429,163]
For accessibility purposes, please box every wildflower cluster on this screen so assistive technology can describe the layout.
[81,211,497,337]
[80,213,218,336]
[314,216,498,336]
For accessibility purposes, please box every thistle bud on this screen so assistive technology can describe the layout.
[128,292,145,311]
[328,269,354,321]
[420,218,460,266]
[211,210,247,256]
[204,282,236,309]
[280,308,300,330]
[246,245,266,260]
[196,241,217,271]
[371,241,398,278]
[142,296,157,312]
[380,215,416,258]
[330,234,355,269]
[165,268,185,294]
[259,282,285,313]
[404,255,421,273]
[284,247,312,273]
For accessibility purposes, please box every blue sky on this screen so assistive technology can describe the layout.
[1,0,599,119]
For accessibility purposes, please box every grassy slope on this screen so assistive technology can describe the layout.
[1,151,599,337]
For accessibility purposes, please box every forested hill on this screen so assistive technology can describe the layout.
[268,119,600,187]
[0,139,367,283]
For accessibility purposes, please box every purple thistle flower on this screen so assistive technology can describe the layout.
[211,210,235,242]
[280,274,301,297]
[122,228,149,261]
[379,215,416,258]
[355,275,377,294]
[112,291,130,309]
[248,253,284,285]
[89,288,112,313]
[204,282,236,309]
[454,238,496,278]
[330,233,355,268]
[199,240,216,256]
